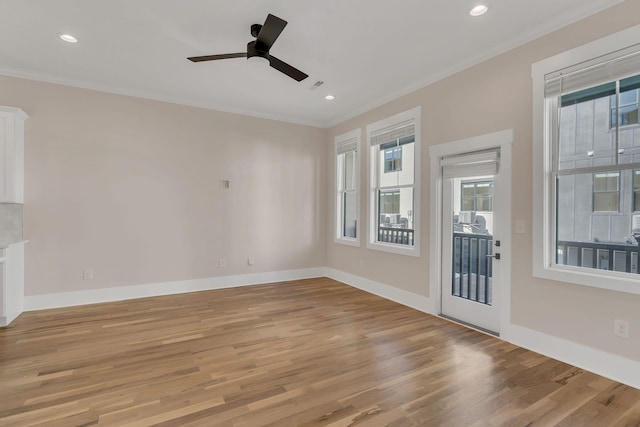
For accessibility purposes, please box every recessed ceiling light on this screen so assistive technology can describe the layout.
[469,4,488,16]
[59,34,78,43]
[325,95,335,101]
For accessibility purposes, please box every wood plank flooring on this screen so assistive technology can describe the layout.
[1,278,639,426]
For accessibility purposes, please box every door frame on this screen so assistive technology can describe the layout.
[428,129,513,339]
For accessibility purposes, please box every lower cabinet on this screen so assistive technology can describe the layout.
[0,242,25,327]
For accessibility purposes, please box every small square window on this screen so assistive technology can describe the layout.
[460,181,493,212]
[593,172,620,212]
[383,147,402,173]
[610,89,640,128]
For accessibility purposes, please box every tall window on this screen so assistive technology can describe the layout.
[533,33,640,293]
[335,129,360,246]
[461,180,493,211]
[367,107,421,256]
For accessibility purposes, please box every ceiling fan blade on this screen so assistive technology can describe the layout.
[256,14,287,51]
[188,53,246,62]
[269,56,308,82]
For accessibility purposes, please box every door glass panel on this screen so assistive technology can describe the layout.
[452,176,494,306]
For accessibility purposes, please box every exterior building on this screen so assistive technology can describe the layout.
[557,87,640,244]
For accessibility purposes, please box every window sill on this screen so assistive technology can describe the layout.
[366,241,420,257]
[335,237,360,247]
[533,263,640,295]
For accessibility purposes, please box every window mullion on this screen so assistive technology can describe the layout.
[615,80,620,166]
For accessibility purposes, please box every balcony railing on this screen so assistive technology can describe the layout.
[453,232,493,305]
[557,239,639,273]
[378,226,414,245]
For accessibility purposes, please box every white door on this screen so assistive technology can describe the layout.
[440,150,502,334]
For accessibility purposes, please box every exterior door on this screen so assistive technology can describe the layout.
[441,150,502,333]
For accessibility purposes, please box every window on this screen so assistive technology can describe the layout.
[610,89,639,127]
[593,172,620,212]
[335,129,360,246]
[532,25,640,294]
[384,146,402,172]
[461,180,493,212]
[634,170,640,212]
[367,106,421,256]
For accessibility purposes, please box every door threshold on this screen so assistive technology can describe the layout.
[439,314,499,337]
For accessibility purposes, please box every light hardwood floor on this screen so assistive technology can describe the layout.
[1,278,639,426]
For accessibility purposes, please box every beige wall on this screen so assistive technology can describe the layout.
[0,76,326,295]
[2,0,638,364]
[326,1,640,362]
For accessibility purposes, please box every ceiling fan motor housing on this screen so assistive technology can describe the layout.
[247,40,269,60]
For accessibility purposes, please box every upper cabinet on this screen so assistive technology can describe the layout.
[0,106,28,203]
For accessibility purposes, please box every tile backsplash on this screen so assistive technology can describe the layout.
[0,203,23,247]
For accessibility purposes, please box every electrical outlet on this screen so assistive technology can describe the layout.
[614,319,629,338]
[218,259,226,268]
[247,257,255,266]
[83,268,93,280]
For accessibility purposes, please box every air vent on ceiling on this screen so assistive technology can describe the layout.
[309,80,324,90]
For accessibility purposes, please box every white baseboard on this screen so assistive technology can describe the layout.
[325,268,640,390]
[18,266,640,391]
[24,267,325,311]
[508,324,640,390]
[324,267,431,314]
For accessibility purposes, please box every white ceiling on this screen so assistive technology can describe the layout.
[0,0,624,127]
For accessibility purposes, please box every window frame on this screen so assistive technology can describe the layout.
[634,170,640,212]
[366,106,421,257]
[532,24,640,295]
[334,128,361,247]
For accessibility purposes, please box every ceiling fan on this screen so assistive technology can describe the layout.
[188,14,308,82]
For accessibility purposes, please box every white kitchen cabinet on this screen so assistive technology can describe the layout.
[0,106,28,203]
[0,242,24,327]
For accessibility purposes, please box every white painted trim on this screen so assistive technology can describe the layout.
[428,129,513,339]
[0,0,622,130]
[24,267,325,311]
[531,24,640,295]
[324,1,624,128]
[509,324,640,390]
[327,267,639,389]
[325,267,431,314]
[16,264,640,389]
[334,128,362,247]
[0,67,325,128]
[366,106,422,257]
[339,265,640,389]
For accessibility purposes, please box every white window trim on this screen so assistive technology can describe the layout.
[334,128,361,247]
[532,23,640,295]
[366,106,421,257]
